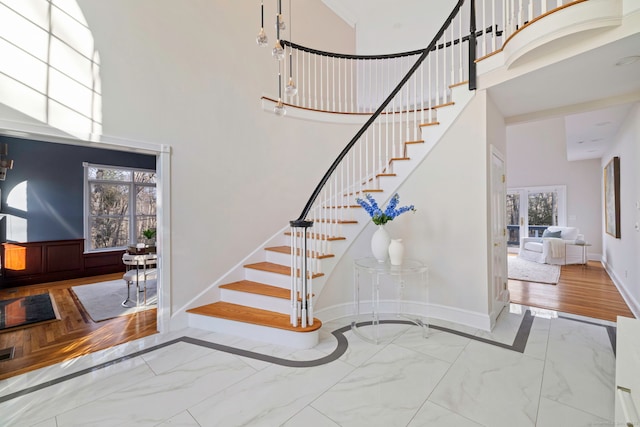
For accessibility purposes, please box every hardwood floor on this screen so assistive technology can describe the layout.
[0,273,157,380]
[508,257,634,322]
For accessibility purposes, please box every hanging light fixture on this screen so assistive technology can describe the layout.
[272,0,285,60]
[275,0,286,31]
[274,61,286,116]
[284,0,297,97]
[256,0,268,47]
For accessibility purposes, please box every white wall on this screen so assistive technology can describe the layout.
[601,102,640,316]
[316,90,494,329]
[60,0,357,315]
[354,0,458,54]
[506,117,603,258]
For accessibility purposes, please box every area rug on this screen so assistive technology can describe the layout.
[0,293,60,331]
[71,279,157,322]
[508,256,561,285]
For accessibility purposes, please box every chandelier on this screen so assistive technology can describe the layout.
[257,0,297,116]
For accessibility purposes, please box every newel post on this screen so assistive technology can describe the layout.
[289,219,314,328]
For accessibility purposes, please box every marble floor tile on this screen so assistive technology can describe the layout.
[1,358,154,427]
[55,349,257,426]
[141,341,215,375]
[474,305,525,344]
[535,397,609,427]
[282,406,341,427]
[311,344,451,427]
[188,359,354,427]
[194,330,299,370]
[0,307,622,427]
[30,418,58,427]
[335,328,389,367]
[429,340,545,427]
[541,317,615,421]
[523,316,551,360]
[156,411,201,426]
[393,324,470,363]
[0,327,204,398]
[407,401,484,427]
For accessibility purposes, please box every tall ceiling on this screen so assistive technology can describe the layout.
[321,0,640,161]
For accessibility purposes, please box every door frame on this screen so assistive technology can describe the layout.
[0,119,172,332]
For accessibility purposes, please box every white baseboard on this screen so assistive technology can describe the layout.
[316,301,492,331]
[603,259,640,319]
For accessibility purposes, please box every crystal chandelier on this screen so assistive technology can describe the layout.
[256,0,297,115]
[256,0,268,47]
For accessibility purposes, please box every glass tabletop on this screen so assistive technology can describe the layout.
[354,257,427,274]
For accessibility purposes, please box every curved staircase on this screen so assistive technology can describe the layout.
[187,81,475,348]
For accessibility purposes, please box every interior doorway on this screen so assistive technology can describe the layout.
[506,185,567,252]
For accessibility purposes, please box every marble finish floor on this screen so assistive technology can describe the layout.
[0,304,617,426]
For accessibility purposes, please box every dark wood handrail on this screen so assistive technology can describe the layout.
[291,0,472,227]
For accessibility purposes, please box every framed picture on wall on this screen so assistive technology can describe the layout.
[604,156,620,238]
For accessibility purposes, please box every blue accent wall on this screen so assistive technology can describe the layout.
[0,136,156,243]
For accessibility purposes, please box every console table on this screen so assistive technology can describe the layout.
[352,257,428,344]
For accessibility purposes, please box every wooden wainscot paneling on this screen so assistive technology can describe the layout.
[1,239,126,288]
[3,242,44,278]
[45,240,83,273]
[84,249,127,277]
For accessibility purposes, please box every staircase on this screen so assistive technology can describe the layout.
[186,81,475,348]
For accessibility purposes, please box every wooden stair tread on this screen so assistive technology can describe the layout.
[187,302,321,332]
[284,231,346,241]
[244,261,325,278]
[325,204,361,209]
[418,121,440,127]
[346,189,383,196]
[265,245,335,259]
[405,140,424,145]
[220,280,289,299]
[390,157,410,161]
[314,218,357,225]
[376,173,396,177]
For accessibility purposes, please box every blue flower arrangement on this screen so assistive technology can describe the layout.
[356,193,415,226]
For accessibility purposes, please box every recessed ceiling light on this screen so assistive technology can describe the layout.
[596,121,611,126]
[591,138,603,142]
[577,140,584,144]
[615,55,640,66]
[587,149,598,153]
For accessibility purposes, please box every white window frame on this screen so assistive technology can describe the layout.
[83,162,156,253]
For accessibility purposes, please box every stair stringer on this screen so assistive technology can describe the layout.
[182,84,475,345]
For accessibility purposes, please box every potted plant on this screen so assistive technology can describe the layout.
[142,228,156,247]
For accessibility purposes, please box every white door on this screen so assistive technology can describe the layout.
[490,147,509,326]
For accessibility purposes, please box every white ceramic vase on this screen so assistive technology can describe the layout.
[388,238,404,266]
[371,225,390,262]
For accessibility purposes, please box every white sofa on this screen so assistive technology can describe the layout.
[519,226,585,265]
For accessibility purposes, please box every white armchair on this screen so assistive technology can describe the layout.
[519,226,585,265]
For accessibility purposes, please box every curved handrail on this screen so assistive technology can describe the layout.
[281,40,424,60]
[291,0,472,225]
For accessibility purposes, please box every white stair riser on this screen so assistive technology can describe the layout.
[245,269,291,288]
[265,250,294,266]
[187,313,319,349]
[220,288,290,314]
